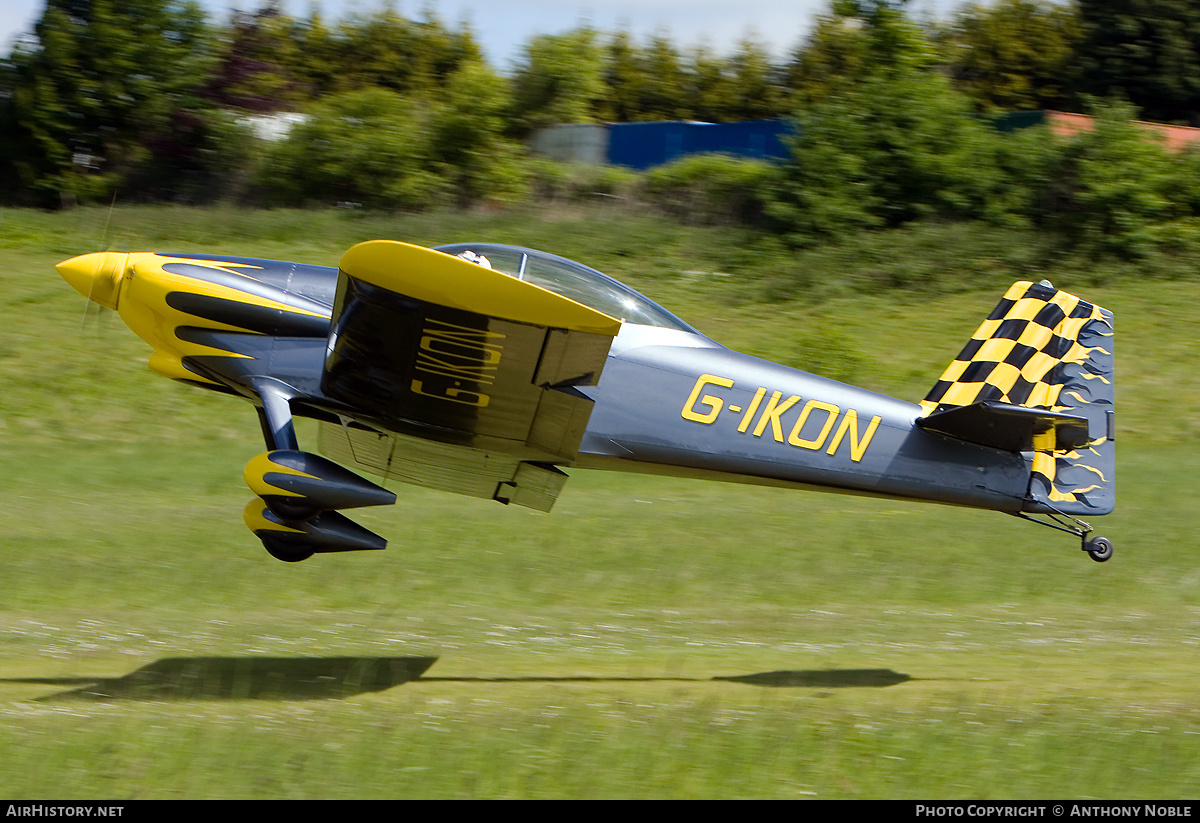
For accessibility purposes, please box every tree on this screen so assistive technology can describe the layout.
[723,38,789,121]
[256,87,446,209]
[783,0,876,108]
[769,1,1008,244]
[1,0,218,206]
[205,2,311,112]
[1074,0,1200,124]
[1045,101,1188,258]
[428,61,529,206]
[292,8,340,99]
[629,35,689,121]
[683,44,739,122]
[599,30,648,122]
[601,32,697,122]
[510,28,608,133]
[257,70,530,210]
[329,5,483,97]
[939,0,1081,113]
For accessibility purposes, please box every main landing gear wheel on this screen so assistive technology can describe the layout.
[261,535,314,563]
[263,497,321,522]
[1083,535,1114,563]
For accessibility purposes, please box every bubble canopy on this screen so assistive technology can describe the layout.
[432,243,696,333]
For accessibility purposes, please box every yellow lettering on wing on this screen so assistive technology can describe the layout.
[410,379,491,407]
[421,317,507,342]
[415,352,499,384]
[419,335,503,362]
[681,374,735,423]
[415,319,506,386]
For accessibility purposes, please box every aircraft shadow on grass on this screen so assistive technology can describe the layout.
[425,669,910,689]
[10,657,438,701]
[2,658,909,701]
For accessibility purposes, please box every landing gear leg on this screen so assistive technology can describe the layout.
[252,378,299,451]
[1013,510,1114,562]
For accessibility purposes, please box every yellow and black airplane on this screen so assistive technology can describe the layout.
[57,240,1115,563]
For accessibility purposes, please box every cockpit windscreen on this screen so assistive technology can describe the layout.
[433,243,696,332]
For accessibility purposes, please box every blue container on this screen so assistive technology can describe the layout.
[607,120,792,169]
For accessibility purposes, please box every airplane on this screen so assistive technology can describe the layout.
[56,240,1116,563]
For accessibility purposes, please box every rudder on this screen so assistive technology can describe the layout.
[920,280,1115,516]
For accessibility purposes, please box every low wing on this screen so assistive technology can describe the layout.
[318,241,621,511]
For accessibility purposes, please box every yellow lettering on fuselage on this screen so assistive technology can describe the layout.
[681,374,735,423]
[825,409,882,463]
[737,387,766,433]
[750,391,799,441]
[787,399,840,450]
[679,374,882,463]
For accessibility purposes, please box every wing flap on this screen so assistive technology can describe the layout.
[318,423,567,512]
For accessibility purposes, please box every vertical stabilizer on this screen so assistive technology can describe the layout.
[920,281,1114,516]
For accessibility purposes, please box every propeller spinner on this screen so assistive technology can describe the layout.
[56,251,129,310]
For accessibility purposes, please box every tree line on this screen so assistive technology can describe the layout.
[2,0,1200,256]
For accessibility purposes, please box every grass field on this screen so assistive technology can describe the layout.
[0,206,1198,798]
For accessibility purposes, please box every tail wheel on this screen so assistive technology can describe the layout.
[1084,536,1113,563]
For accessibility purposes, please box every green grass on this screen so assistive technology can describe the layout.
[0,206,1198,798]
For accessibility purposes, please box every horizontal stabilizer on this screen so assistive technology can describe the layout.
[916,401,1091,453]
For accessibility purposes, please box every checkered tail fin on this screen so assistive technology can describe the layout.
[919,281,1115,516]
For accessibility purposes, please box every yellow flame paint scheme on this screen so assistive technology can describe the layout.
[242,500,305,536]
[59,252,330,385]
[243,452,321,499]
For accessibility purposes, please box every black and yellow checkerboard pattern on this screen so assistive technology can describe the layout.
[919,280,1115,514]
[919,281,1110,417]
